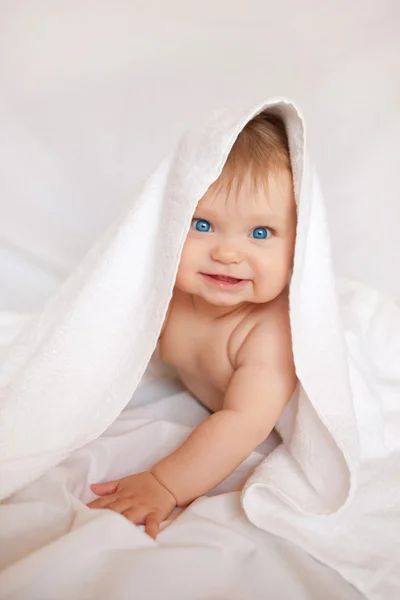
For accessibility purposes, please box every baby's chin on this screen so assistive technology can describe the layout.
[195,288,253,307]
[198,287,286,307]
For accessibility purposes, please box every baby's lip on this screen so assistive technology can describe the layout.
[201,273,246,282]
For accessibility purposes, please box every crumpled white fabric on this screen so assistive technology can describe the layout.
[0,98,399,599]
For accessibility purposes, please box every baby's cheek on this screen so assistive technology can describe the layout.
[254,261,290,300]
[174,253,193,291]
[174,265,186,289]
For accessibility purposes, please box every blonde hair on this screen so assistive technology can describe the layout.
[217,112,291,191]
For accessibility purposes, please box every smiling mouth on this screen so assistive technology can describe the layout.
[205,274,242,283]
[200,273,249,288]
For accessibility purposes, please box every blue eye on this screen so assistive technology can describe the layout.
[251,227,271,240]
[192,219,212,233]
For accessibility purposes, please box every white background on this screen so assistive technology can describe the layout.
[0,0,399,311]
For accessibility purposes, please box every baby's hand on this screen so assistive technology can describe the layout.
[87,472,177,539]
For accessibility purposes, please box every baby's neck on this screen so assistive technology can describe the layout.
[188,293,253,321]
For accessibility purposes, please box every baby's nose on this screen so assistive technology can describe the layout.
[211,243,243,264]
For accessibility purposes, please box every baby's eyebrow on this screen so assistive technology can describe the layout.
[243,212,286,227]
[193,206,219,218]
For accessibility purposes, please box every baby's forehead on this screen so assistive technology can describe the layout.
[196,169,294,221]
[197,193,269,218]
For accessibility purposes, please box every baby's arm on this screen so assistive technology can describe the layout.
[152,316,296,505]
[88,314,296,537]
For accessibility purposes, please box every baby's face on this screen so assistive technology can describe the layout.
[175,168,296,307]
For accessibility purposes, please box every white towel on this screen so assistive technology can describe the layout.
[0,98,399,599]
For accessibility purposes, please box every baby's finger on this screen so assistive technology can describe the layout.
[90,480,119,496]
[106,498,135,515]
[87,492,119,509]
[145,512,161,540]
[122,506,149,525]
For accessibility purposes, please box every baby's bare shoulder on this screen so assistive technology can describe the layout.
[232,295,294,374]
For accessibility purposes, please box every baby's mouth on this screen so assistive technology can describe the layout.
[200,273,249,289]
[206,274,242,283]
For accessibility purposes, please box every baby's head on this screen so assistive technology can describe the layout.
[176,112,297,308]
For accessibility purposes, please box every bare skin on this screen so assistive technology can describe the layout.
[160,287,292,414]
[88,168,297,539]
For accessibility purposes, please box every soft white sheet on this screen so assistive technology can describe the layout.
[0,373,363,600]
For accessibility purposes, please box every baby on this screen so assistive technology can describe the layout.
[88,113,298,538]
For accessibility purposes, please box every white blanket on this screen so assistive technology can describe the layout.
[1,98,400,599]
[0,374,364,600]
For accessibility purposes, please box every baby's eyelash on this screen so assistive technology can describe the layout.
[191,219,276,235]
[250,226,275,234]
